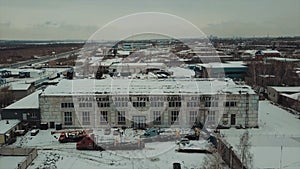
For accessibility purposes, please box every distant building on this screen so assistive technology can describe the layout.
[109,63,167,75]
[255,50,281,60]
[9,82,35,100]
[39,78,259,129]
[280,93,300,112]
[267,86,300,112]
[267,86,300,103]
[197,62,248,80]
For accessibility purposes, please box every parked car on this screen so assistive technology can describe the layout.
[30,129,39,136]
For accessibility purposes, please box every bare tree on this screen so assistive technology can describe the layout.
[0,86,14,108]
[237,130,253,169]
[201,135,226,169]
[201,148,223,169]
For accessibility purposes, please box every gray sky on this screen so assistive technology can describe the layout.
[0,0,299,40]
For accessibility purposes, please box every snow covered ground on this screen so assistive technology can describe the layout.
[221,101,300,169]
[4,128,208,169]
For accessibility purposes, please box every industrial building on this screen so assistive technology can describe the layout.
[197,62,248,80]
[0,120,21,145]
[1,90,41,127]
[39,77,258,129]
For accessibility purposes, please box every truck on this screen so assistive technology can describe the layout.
[51,129,92,143]
[76,134,145,151]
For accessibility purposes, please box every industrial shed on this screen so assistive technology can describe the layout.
[0,119,21,145]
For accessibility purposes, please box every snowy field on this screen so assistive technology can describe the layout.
[4,128,207,169]
[221,101,300,169]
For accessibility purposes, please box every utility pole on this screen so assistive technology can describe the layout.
[280,145,283,169]
[245,93,249,128]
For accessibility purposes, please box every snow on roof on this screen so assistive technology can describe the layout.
[281,92,300,101]
[198,62,247,69]
[111,62,166,67]
[42,77,255,96]
[117,50,130,55]
[269,86,300,93]
[9,82,32,91]
[4,90,41,109]
[0,156,26,169]
[0,119,20,134]
[258,74,276,78]
[100,58,123,66]
[169,67,195,78]
[265,57,300,62]
[243,50,257,55]
[261,50,280,54]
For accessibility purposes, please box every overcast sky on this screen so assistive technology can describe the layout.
[0,0,299,40]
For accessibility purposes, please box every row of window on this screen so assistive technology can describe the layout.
[63,110,219,126]
[61,103,74,108]
[62,101,238,108]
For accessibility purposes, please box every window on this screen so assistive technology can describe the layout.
[212,102,218,107]
[64,112,72,125]
[79,102,92,107]
[132,102,146,107]
[224,101,237,107]
[61,103,74,108]
[171,111,179,124]
[189,111,198,124]
[97,102,110,107]
[169,102,181,107]
[150,102,164,107]
[187,102,200,107]
[29,112,37,118]
[118,111,126,125]
[205,101,218,107]
[207,111,216,123]
[100,111,108,124]
[153,111,161,125]
[115,102,128,107]
[82,111,90,125]
[205,102,211,107]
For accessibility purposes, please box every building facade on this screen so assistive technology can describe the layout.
[39,78,258,129]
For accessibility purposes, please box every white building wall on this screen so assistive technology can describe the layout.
[39,93,259,129]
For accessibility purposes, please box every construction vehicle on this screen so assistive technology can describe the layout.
[51,129,92,143]
[140,128,183,143]
[184,127,200,140]
[76,134,145,151]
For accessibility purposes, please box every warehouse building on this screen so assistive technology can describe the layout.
[39,77,258,129]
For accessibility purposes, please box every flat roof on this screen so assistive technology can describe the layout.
[198,62,247,69]
[4,90,41,109]
[9,83,32,91]
[41,77,255,96]
[0,120,20,134]
[269,86,300,93]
